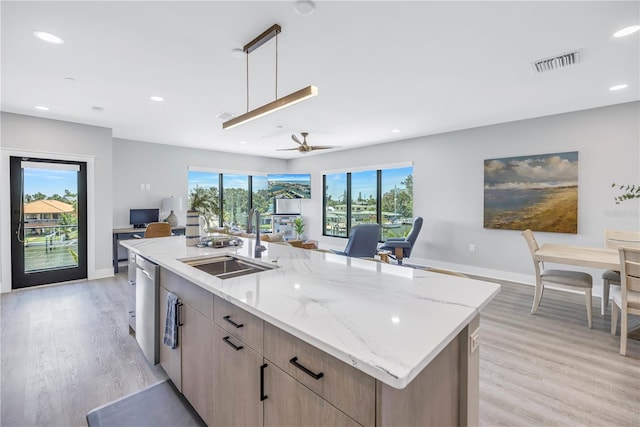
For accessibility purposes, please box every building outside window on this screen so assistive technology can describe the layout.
[323,165,413,240]
[324,173,348,237]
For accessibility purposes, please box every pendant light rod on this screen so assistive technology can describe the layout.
[224,23,317,130]
[244,24,281,54]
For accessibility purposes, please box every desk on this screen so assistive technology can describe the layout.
[113,226,185,273]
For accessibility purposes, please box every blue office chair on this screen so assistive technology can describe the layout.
[378,217,423,265]
[331,223,381,258]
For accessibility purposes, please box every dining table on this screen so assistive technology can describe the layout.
[534,243,639,339]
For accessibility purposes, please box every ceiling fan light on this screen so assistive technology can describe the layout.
[223,85,318,130]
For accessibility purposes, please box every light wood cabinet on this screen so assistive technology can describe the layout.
[263,362,360,427]
[158,269,214,425]
[158,286,181,391]
[214,296,264,353]
[264,322,375,426]
[211,324,264,427]
[181,302,214,426]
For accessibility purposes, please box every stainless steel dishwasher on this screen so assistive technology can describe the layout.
[135,254,159,365]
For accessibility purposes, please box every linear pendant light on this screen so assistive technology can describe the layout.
[223,24,318,130]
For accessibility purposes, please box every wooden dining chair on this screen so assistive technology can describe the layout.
[601,229,640,315]
[611,246,640,356]
[143,222,172,238]
[522,230,594,328]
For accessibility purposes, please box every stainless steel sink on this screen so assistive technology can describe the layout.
[182,255,276,279]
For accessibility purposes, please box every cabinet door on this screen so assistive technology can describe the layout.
[158,286,181,390]
[264,363,360,427]
[211,325,264,427]
[181,302,214,425]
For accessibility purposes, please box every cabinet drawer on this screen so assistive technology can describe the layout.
[214,296,264,353]
[264,322,375,427]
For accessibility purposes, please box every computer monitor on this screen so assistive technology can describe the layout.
[129,208,159,228]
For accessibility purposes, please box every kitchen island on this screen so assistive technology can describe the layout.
[122,236,500,426]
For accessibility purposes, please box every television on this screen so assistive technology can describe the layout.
[130,208,159,228]
[267,173,311,199]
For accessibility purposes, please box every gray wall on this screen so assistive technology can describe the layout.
[2,102,638,291]
[289,102,640,282]
[0,112,114,291]
[112,138,287,228]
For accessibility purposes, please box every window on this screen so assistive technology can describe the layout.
[188,170,270,233]
[381,166,413,240]
[187,170,220,232]
[323,173,348,237]
[323,166,413,240]
[251,175,273,232]
[351,170,377,226]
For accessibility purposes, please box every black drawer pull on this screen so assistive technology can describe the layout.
[177,302,184,327]
[223,336,244,351]
[260,363,268,401]
[289,357,324,380]
[223,315,244,329]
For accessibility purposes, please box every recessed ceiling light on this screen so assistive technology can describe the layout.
[609,84,628,91]
[614,25,640,38]
[150,96,164,102]
[391,129,400,133]
[294,0,315,15]
[92,106,104,112]
[33,30,64,44]
[64,76,76,82]
[239,141,248,144]
[35,105,49,111]
[231,48,245,59]
[215,111,235,120]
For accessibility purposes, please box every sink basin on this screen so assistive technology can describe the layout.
[182,255,276,279]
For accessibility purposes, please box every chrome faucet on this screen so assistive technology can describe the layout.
[249,208,266,258]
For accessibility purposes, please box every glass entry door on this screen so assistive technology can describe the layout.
[9,156,87,289]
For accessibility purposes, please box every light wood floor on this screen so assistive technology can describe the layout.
[1,271,639,426]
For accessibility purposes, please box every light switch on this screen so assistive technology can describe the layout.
[145,183,151,190]
[140,183,145,190]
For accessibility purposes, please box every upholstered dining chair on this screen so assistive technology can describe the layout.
[135,222,172,239]
[331,223,381,258]
[378,217,423,265]
[522,229,594,328]
[601,229,640,315]
[611,246,640,356]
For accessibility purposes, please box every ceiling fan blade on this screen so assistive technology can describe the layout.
[291,134,303,145]
[309,146,339,150]
[276,147,302,151]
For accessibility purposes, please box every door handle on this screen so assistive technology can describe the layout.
[222,336,244,351]
[260,363,268,401]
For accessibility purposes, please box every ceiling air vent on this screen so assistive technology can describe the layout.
[532,50,581,73]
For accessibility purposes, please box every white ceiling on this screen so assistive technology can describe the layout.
[2,1,638,159]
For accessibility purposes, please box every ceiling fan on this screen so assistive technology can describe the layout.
[277,132,338,153]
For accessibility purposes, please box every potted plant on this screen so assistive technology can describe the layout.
[294,217,305,240]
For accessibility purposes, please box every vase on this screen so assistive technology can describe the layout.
[166,210,178,227]
[186,210,200,246]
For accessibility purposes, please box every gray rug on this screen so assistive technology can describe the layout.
[86,380,206,427]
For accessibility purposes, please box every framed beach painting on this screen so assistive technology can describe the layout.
[484,151,578,234]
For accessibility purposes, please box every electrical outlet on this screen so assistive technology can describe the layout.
[469,244,476,252]
[470,330,480,354]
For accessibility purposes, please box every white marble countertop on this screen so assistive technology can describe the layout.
[121,235,500,389]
